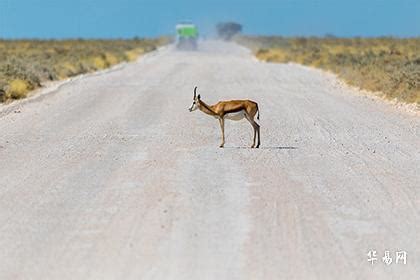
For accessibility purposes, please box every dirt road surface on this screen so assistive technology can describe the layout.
[0,41,418,279]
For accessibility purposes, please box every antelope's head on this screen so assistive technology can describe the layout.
[188,86,200,112]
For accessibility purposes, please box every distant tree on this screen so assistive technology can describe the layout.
[324,33,337,39]
[216,22,242,41]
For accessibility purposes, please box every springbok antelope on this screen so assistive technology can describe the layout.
[188,86,261,148]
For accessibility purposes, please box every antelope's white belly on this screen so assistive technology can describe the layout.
[225,110,246,121]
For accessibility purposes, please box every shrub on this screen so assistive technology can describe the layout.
[6,79,32,99]
[104,53,119,66]
[92,56,107,70]
[125,48,144,61]
[237,36,420,104]
[0,38,170,103]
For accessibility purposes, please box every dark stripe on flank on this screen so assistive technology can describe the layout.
[224,107,244,114]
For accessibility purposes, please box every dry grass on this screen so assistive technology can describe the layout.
[0,37,169,102]
[237,36,420,104]
[6,79,32,99]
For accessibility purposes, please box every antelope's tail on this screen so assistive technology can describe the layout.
[256,103,260,120]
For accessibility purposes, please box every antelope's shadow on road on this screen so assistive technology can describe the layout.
[223,146,298,150]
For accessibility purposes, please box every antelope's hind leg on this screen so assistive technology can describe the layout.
[245,114,259,148]
[218,117,225,148]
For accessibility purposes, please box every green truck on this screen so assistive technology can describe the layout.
[176,22,198,50]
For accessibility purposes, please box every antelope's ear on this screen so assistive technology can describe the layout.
[197,94,201,99]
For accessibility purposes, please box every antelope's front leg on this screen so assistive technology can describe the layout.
[218,117,225,148]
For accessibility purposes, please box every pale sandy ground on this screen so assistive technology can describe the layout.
[0,41,418,279]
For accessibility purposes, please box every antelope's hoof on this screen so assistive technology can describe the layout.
[219,144,224,148]
[251,145,255,148]
[256,144,260,148]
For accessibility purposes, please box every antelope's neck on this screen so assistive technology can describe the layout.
[199,100,217,116]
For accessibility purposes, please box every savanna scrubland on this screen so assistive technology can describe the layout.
[0,38,168,102]
[237,36,420,104]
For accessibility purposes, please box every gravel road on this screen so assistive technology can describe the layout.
[0,41,418,279]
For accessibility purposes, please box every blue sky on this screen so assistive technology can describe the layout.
[0,0,419,38]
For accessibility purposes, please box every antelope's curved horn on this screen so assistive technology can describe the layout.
[194,86,197,98]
